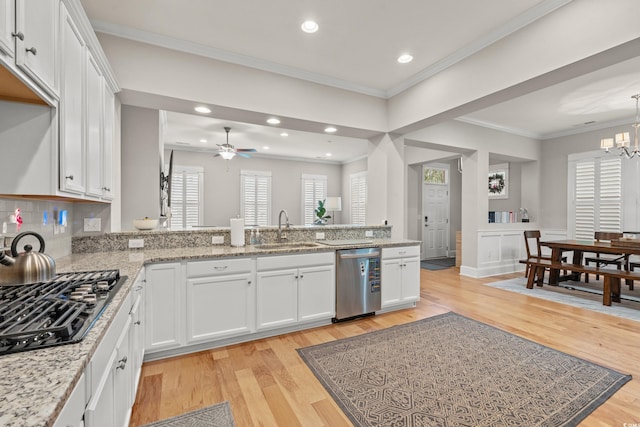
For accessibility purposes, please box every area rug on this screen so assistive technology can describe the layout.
[297,312,631,427]
[141,402,236,427]
[420,257,456,271]
[487,277,640,323]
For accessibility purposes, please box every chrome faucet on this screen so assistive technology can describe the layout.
[278,209,290,241]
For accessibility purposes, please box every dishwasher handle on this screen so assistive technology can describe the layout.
[338,251,380,260]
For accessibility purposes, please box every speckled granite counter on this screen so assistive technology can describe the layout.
[0,239,419,427]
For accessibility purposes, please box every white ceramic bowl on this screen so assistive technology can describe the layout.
[133,218,158,230]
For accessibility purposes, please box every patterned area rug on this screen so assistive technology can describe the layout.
[298,312,631,427]
[141,402,236,427]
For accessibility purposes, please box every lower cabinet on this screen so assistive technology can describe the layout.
[256,252,335,331]
[145,262,183,353]
[381,246,421,309]
[185,258,254,344]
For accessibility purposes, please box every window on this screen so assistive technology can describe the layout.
[301,174,327,225]
[350,172,367,225]
[170,166,203,229]
[241,170,271,226]
[569,153,621,239]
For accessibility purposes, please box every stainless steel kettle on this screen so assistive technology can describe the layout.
[0,231,56,285]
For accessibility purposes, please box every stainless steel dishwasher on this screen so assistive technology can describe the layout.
[334,247,381,322]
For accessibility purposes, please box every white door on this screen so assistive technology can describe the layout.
[422,163,450,259]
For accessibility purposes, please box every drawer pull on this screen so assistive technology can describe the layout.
[11,32,24,41]
[25,46,37,55]
[65,174,74,180]
[214,266,228,271]
[399,251,407,255]
[116,356,128,370]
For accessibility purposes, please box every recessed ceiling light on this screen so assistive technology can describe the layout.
[326,152,332,157]
[280,132,289,137]
[194,106,211,113]
[263,146,270,150]
[200,139,207,143]
[267,118,280,125]
[397,54,413,64]
[301,20,319,33]
[324,126,337,133]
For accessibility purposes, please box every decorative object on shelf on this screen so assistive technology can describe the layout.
[520,208,530,222]
[601,94,640,158]
[488,163,509,199]
[314,199,331,225]
[325,197,342,224]
[214,127,257,160]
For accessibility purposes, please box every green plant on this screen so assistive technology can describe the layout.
[315,199,331,223]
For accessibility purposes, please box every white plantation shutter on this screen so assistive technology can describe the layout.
[350,172,367,225]
[170,166,203,229]
[241,170,271,226]
[301,175,327,225]
[571,155,621,240]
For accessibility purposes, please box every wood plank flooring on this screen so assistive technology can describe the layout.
[129,268,640,426]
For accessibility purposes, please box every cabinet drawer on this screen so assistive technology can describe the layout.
[382,245,420,259]
[53,372,86,427]
[257,252,335,271]
[187,257,253,277]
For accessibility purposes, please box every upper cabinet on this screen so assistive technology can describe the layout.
[0,0,119,201]
[15,0,59,98]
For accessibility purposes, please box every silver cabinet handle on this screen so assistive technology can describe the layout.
[134,320,141,325]
[65,175,74,180]
[11,32,24,41]
[135,285,143,291]
[25,47,37,55]
[102,186,111,191]
[247,280,252,285]
[116,356,128,370]
[214,266,228,271]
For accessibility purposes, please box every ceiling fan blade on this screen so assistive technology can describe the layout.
[236,148,257,152]
[237,152,252,158]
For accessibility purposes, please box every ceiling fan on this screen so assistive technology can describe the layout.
[214,127,257,160]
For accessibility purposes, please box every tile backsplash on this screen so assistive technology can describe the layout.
[0,197,75,259]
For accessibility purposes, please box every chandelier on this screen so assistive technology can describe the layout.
[601,94,640,158]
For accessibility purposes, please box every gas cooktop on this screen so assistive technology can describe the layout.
[0,270,126,356]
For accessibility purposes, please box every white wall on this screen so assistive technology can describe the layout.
[166,149,343,227]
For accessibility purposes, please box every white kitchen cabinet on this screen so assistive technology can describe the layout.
[256,252,335,331]
[15,0,58,97]
[85,51,104,197]
[145,262,184,353]
[59,3,86,194]
[185,258,254,344]
[0,0,14,57]
[129,271,146,398]
[101,85,115,199]
[381,246,421,309]
[53,372,86,427]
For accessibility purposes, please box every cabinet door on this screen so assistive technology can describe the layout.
[53,372,85,427]
[145,263,183,353]
[15,0,58,96]
[85,348,117,427]
[401,257,421,303]
[298,265,335,322]
[256,269,297,330]
[0,0,14,57]
[186,273,253,344]
[129,286,145,397]
[102,86,115,199]
[85,51,103,197]
[114,316,133,427]
[381,258,402,308]
[59,5,85,194]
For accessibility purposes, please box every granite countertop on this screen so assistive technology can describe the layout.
[0,239,419,427]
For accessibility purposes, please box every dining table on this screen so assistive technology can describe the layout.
[540,239,640,285]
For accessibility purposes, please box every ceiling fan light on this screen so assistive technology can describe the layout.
[220,151,236,160]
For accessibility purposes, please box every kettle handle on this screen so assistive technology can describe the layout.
[11,232,46,257]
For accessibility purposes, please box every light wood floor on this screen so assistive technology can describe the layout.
[129,269,640,426]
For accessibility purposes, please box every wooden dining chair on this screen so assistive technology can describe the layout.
[584,232,625,283]
[523,230,566,279]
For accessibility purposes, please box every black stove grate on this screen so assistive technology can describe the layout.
[0,270,125,355]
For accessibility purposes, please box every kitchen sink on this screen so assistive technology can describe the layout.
[255,242,320,250]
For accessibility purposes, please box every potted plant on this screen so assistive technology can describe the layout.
[314,199,331,224]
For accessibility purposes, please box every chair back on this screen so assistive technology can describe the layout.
[523,230,542,258]
[594,231,623,242]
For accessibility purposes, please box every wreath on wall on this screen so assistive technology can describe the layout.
[488,173,505,194]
